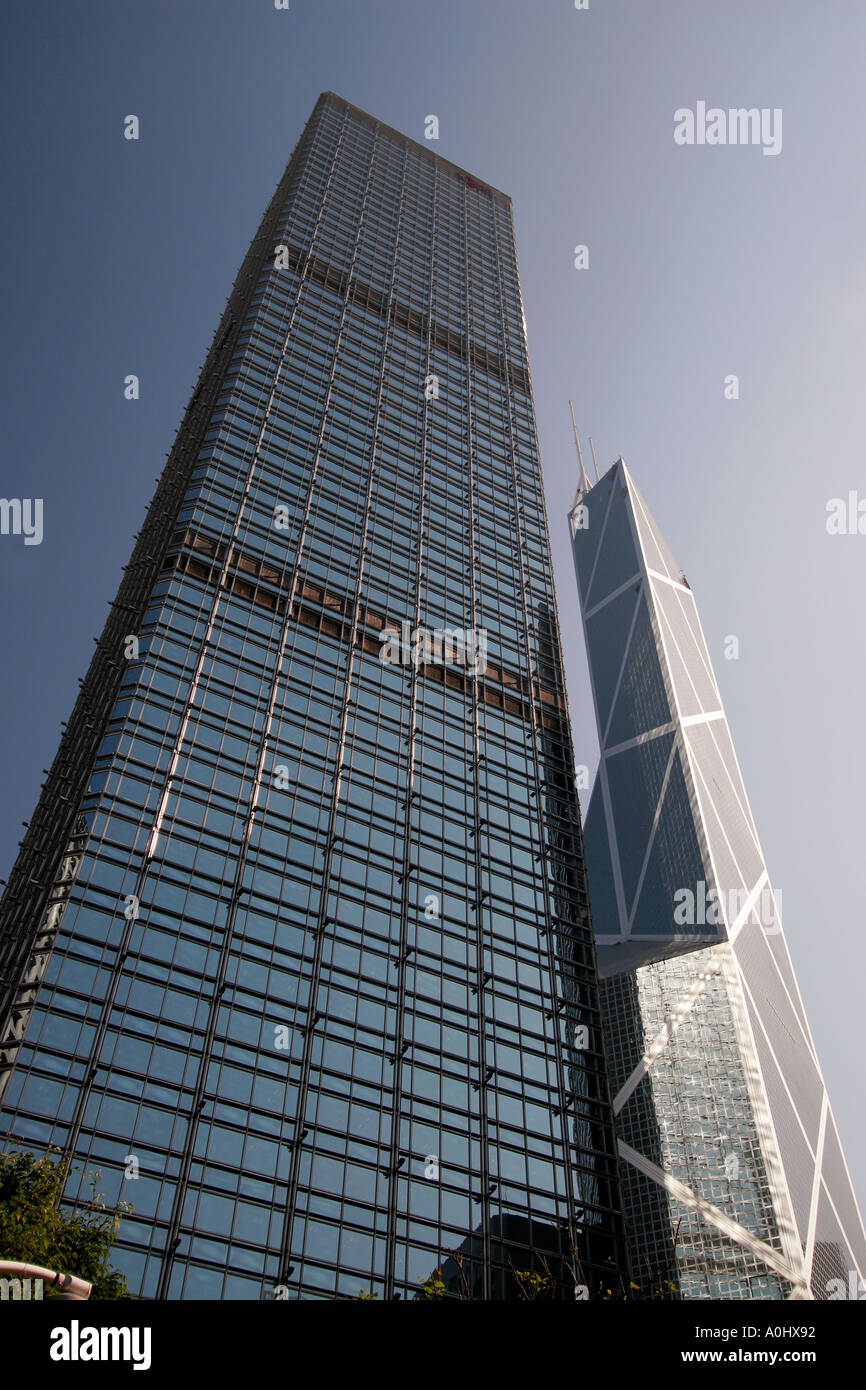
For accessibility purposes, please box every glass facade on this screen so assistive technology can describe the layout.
[570,458,866,1298]
[0,94,625,1300]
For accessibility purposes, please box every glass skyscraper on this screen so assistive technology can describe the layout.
[0,94,625,1301]
[570,457,866,1299]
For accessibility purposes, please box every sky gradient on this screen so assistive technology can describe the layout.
[2,0,864,1207]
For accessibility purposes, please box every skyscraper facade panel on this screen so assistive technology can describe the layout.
[0,94,625,1301]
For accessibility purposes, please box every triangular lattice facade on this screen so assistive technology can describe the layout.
[571,460,866,1299]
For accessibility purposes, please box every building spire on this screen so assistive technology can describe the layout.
[588,435,600,483]
[569,400,591,497]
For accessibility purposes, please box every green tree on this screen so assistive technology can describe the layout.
[416,1269,446,1300]
[0,1142,131,1299]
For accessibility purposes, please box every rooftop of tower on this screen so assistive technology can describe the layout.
[317,91,513,209]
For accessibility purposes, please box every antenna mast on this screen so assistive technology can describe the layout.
[588,435,600,483]
[569,400,591,499]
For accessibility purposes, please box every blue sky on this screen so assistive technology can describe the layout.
[2,0,865,1208]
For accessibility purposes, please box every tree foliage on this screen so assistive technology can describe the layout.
[0,1143,131,1299]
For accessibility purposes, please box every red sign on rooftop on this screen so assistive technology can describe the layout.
[456,171,493,198]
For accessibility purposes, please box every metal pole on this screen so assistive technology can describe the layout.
[569,400,591,493]
[0,1259,91,1299]
[588,436,600,483]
